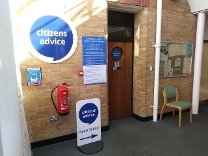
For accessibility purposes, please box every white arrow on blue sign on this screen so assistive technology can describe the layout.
[76,98,101,147]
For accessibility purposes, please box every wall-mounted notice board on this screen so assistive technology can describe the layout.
[159,42,193,78]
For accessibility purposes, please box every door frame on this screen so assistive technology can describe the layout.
[108,10,135,120]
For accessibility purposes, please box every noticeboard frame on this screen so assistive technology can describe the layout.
[159,42,193,78]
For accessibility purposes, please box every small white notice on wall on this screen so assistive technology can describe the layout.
[164,68,173,77]
[180,44,187,55]
[168,44,175,57]
[165,60,172,68]
[175,44,181,56]
[183,58,191,74]
[174,58,181,70]
[83,65,106,85]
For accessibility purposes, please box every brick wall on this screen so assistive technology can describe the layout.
[133,0,197,117]
[200,42,208,101]
[13,0,196,143]
[108,0,149,6]
[14,0,108,142]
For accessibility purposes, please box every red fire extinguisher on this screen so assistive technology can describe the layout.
[51,81,69,116]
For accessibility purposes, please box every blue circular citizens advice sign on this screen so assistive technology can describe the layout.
[24,14,78,63]
[79,103,98,125]
[111,47,123,61]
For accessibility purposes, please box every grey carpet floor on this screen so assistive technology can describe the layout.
[33,104,208,156]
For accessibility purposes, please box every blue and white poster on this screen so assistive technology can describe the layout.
[82,36,107,85]
[24,14,78,63]
[26,67,42,86]
[76,98,101,147]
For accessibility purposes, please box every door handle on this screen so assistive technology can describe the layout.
[113,67,121,70]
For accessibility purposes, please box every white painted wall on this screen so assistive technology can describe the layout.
[0,0,31,156]
[187,0,208,13]
[204,17,208,40]
[0,129,2,156]
[17,84,32,156]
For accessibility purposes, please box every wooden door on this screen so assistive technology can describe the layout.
[108,42,133,120]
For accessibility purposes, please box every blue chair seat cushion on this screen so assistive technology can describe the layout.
[167,101,192,110]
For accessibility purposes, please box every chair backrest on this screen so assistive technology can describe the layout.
[164,86,177,99]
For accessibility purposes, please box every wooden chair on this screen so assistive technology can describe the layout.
[160,86,192,127]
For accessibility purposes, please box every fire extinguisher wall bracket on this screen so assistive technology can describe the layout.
[58,112,69,116]
[51,82,70,116]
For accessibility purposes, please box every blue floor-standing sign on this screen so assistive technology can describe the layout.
[76,98,103,154]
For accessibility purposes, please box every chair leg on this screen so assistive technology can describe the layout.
[179,109,182,127]
[172,108,175,116]
[160,104,166,120]
[190,107,192,123]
